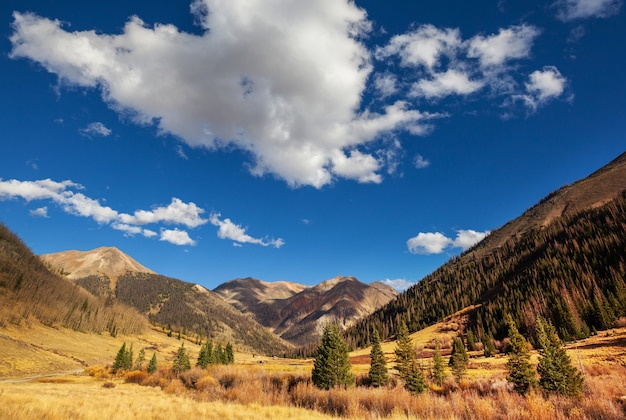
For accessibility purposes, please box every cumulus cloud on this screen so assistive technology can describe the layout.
[209,213,284,248]
[555,0,623,21]
[407,229,490,254]
[0,178,202,245]
[9,2,436,188]
[79,122,112,138]
[467,25,541,68]
[516,66,568,110]
[160,228,196,246]
[410,69,484,98]
[380,278,416,292]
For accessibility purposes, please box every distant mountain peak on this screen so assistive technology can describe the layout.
[40,246,155,280]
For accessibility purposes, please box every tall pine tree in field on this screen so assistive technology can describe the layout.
[368,329,388,387]
[449,337,469,381]
[431,339,447,387]
[506,316,536,394]
[536,317,584,396]
[147,352,157,374]
[394,321,426,394]
[312,322,354,389]
[173,342,191,377]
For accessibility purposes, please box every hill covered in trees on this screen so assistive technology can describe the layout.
[0,223,146,335]
[346,152,626,348]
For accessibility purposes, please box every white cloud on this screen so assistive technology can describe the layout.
[118,197,207,228]
[79,122,112,137]
[373,73,398,97]
[29,206,48,218]
[410,69,484,99]
[0,178,202,245]
[516,66,568,110]
[209,213,284,248]
[160,228,196,246]
[414,154,430,169]
[467,25,540,68]
[555,0,623,20]
[9,2,433,188]
[380,278,416,292]
[407,229,489,254]
[407,232,453,254]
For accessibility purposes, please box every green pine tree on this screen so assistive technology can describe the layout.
[112,342,128,373]
[312,322,354,389]
[536,317,584,396]
[449,337,469,381]
[135,348,146,371]
[506,316,537,394]
[147,352,157,374]
[368,329,388,387]
[405,359,427,394]
[482,333,497,357]
[466,330,477,351]
[173,343,191,376]
[197,342,209,368]
[431,339,447,387]
[225,342,234,364]
[394,321,414,378]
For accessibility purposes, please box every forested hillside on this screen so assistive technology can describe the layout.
[0,223,146,335]
[76,272,293,356]
[346,191,626,348]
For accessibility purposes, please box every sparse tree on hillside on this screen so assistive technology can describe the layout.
[405,359,427,394]
[506,316,536,394]
[449,337,469,381]
[394,321,426,393]
[135,348,146,370]
[368,329,388,387]
[173,343,191,377]
[225,342,234,364]
[312,322,354,389]
[112,342,133,372]
[536,317,584,396]
[147,352,157,374]
[431,339,447,387]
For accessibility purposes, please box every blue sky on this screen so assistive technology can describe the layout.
[0,0,624,291]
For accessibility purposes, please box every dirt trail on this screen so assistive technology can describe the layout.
[0,369,84,384]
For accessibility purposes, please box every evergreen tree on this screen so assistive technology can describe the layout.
[449,337,469,381]
[135,348,146,370]
[466,330,477,351]
[431,339,447,387]
[312,322,354,389]
[536,317,584,396]
[197,342,209,368]
[482,333,497,357]
[506,316,537,394]
[368,329,388,387]
[225,342,234,364]
[147,352,158,374]
[405,359,427,394]
[112,342,128,372]
[173,343,191,376]
[216,342,226,364]
[206,340,216,365]
[394,321,414,378]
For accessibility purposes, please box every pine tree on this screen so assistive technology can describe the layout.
[466,330,477,351]
[147,352,157,374]
[368,329,388,387]
[173,343,191,376]
[431,339,447,387]
[394,321,414,378]
[405,359,427,394]
[449,337,469,381]
[312,322,354,389]
[482,333,497,357]
[506,316,536,394]
[225,342,234,364]
[536,317,584,396]
[197,342,209,368]
[135,348,146,370]
[112,342,128,373]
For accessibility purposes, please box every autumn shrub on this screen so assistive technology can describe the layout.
[102,381,116,388]
[163,379,186,395]
[86,365,111,379]
[179,367,204,389]
[124,370,149,385]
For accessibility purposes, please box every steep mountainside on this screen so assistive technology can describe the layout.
[346,152,626,348]
[214,276,398,346]
[0,223,146,335]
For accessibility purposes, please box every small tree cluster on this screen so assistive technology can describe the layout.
[197,340,234,368]
[506,315,584,396]
[449,337,469,381]
[112,342,134,373]
[173,342,191,376]
[312,322,354,390]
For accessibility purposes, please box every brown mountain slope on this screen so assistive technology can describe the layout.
[41,247,292,355]
[346,151,626,348]
[0,223,146,336]
[473,151,626,257]
[214,276,398,346]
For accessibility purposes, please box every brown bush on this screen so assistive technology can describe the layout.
[86,365,111,380]
[124,370,150,385]
[163,379,186,395]
[102,381,116,389]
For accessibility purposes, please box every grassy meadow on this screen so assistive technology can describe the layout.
[1,317,626,419]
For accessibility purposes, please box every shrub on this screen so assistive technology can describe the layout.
[124,370,149,385]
